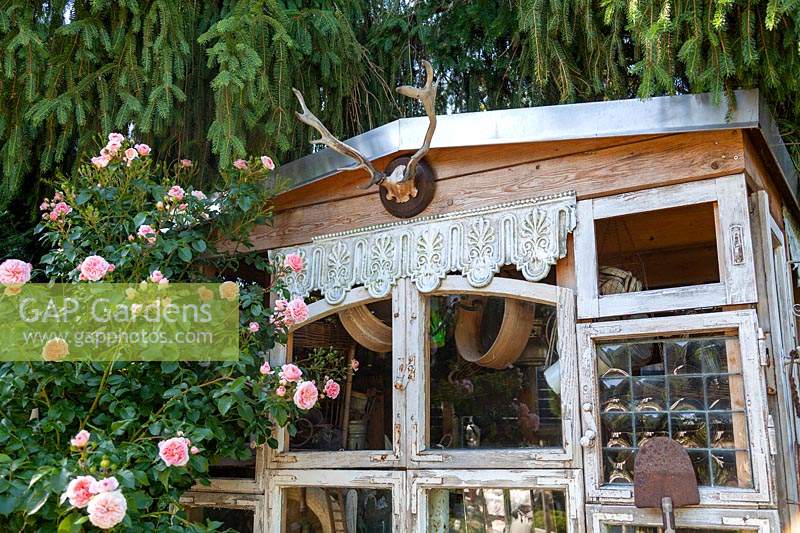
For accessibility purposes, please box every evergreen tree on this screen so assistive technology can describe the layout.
[2,0,800,223]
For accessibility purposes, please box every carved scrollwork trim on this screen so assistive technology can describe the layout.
[269,192,577,304]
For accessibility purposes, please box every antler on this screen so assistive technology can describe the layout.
[396,60,438,183]
[292,88,385,189]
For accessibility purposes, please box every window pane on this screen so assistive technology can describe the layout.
[604,527,750,533]
[290,300,393,451]
[427,488,566,532]
[595,202,720,291]
[187,507,255,532]
[208,452,256,479]
[427,294,563,450]
[598,334,753,489]
[284,487,392,532]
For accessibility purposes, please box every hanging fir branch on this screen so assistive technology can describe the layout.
[2,0,800,217]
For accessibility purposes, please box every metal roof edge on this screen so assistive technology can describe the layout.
[278,89,798,212]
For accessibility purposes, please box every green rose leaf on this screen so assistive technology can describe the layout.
[216,395,234,415]
[178,246,193,262]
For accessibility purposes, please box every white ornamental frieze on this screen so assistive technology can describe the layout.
[269,192,577,304]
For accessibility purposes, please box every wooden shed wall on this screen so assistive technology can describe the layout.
[252,129,769,251]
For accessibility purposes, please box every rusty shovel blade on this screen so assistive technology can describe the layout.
[634,437,700,508]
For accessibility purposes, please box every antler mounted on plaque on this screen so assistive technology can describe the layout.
[292,60,439,218]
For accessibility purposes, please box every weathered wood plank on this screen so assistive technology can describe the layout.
[743,130,784,226]
[591,178,718,219]
[273,135,663,213]
[596,282,728,316]
[715,174,758,304]
[253,130,744,250]
[574,200,599,319]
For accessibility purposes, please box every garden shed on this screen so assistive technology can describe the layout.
[185,89,800,532]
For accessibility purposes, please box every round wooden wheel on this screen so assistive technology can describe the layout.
[338,305,392,353]
[454,297,536,369]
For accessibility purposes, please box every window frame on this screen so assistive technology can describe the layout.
[267,284,406,469]
[266,469,406,533]
[406,275,581,469]
[180,491,264,533]
[574,174,757,319]
[586,504,779,532]
[577,310,772,505]
[409,468,585,533]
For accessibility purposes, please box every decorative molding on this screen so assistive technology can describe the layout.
[269,192,577,304]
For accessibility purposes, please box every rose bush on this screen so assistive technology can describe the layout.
[0,135,347,531]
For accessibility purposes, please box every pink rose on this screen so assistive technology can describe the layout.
[51,202,72,218]
[64,475,97,508]
[134,143,151,156]
[39,201,49,211]
[0,259,32,286]
[276,386,286,397]
[124,147,138,165]
[167,185,185,201]
[274,299,287,312]
[180,159,193,168]
[90,477,119,494]
[248,321,260,332]
[158,436,190,467]
[54,191,64,201]
[233,159,248,170]
[149,270,164,283]
[91,155,110,169]
[70,429,90,448]
[190,446,200,455]
[323,379,341,400]
[137,224,156,244]
[190,190,206,200]
[260,156,275,170]
[87,490,127,529]
[280,363,303,383]
[284,297,309,324]
[293,381,319,410]
[105,141,122,154]
[259,361,273,375]
[136,224,156,237]
[107,132,124,144]
[283,253,304,273]
[79,255,111,281]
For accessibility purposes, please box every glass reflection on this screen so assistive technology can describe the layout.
[597,334,752,489]
[187,507,255,532]
[428,488,566,532]
[604,527,750,533]
[285,487,392,533]
[428,294,562,450]
[290,300,393,452]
